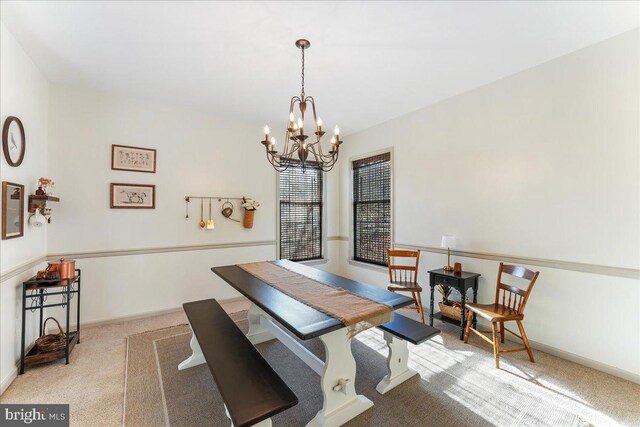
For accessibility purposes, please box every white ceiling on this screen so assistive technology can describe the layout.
[1,1,638,135]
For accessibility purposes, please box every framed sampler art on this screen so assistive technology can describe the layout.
[111,144,156,173]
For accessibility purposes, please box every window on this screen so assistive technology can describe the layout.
[353,152,391,266]
[279,162,323,261]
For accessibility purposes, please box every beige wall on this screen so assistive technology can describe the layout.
[1,24,638,393]
[0,23,50,393]
[43,84,341,323]
[335,30,640,379]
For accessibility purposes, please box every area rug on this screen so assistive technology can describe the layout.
[124,311,640,426]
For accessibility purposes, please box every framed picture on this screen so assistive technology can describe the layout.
[110,183,155,209]
[111,144,156,173]
[2,181,25,239]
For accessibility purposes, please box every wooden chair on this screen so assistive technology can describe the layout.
[386,249,425,323]
[463,262,539,368]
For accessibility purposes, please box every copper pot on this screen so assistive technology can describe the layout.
[48,258,76,281]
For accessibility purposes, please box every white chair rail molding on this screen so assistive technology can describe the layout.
[1,1,638,426]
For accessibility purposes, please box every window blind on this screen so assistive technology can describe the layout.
[353,152,391,266]
[279,162,323,261]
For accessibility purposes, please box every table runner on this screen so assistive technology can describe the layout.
[237,261,393,336]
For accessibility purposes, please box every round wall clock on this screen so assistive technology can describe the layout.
[2,116,26,167]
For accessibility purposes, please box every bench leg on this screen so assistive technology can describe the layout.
[307,328,373,427]
[225,404,272,427]
[178,329,206,370]
[246,304,275,345]
[376,332,418,394]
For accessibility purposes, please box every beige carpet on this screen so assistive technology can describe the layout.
[124,311,640,427]
[0,299,251,426]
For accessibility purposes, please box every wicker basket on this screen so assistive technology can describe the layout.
[243,210,255,229]
[438,301,463,321]
[35,317,67,353]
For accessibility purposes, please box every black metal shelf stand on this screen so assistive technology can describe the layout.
[20,269,81,374]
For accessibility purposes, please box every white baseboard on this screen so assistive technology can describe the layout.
[1,367,17,396]
[0,296,248,396]
[0,343,34,396]
[470,318,640,385]
[524,337,640,385]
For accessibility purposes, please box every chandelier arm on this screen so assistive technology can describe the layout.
[265,152,288,172]
[268,150,295,172]
[282,130,291,155]
[308,146,333,172]
[284,140,300,156]
[308,145,337,171]
[313,151,335,172]
[289,96,302,110]
[304,96,328,157]
[306,96,321,137]
[308,96,335,159]
[308,145,322,164]
[284,96,302,155]
[321,147,340,165]
[279,145,297,162]
[305,96,317,121]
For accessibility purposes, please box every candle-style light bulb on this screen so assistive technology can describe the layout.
[289,112,295,123]
[264,125,270,142]
[270,137,276,150]
[334,125,340,136]
[297,117,304,129]
[330,136,337,145]
[317,117,323,128]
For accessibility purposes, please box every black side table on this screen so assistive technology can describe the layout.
[20,269,81,374]
[428,269,480,340]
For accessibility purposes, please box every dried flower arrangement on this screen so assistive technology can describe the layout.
[38,177,56,195]
[241,197,260,211]
[436,284,453,303]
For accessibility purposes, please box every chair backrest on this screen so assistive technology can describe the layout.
[387,249,420,284]
[494,262,539,315]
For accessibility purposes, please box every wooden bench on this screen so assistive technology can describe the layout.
[379,313,440,345]
[375,314,440,394]
[179,299,298,427]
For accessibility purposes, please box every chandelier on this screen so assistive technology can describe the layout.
[261,39,342,172]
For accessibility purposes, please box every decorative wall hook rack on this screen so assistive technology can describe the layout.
[184,196,246,223]
[184,196,245,202]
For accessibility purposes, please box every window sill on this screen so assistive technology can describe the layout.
[347,259,388,272]
[298,258,329,266]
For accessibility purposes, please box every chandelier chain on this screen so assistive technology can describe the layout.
[301,46,305,99]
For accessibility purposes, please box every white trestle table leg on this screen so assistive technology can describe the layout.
[246,303,276,345]
[375,331,418,394]
[178,326,206,370]
[225,404,272,427]
[307,328,373,427]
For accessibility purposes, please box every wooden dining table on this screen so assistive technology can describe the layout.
[180,260,416,426]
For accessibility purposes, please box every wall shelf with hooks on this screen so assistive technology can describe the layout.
[28,194,59,213]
